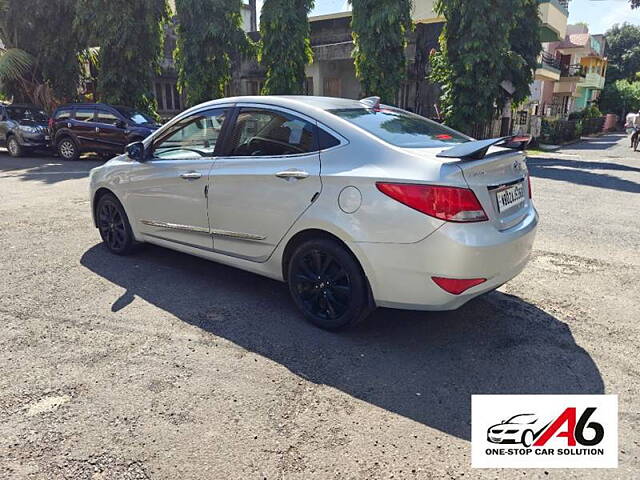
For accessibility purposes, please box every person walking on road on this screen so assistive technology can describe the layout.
[625,110,640,149]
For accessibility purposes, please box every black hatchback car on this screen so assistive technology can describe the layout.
[50,103,160,160]
[0,103,50,157]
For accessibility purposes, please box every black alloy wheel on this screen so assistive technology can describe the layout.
[96,194,135,255]
[288,238,372,330]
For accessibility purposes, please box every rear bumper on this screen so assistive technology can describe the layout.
[354,206,538,310]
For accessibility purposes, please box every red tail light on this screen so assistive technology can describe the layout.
[432,276,487,295]
[527,174,532,199]
[376,183,488,222]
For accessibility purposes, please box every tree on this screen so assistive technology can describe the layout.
[600,23,640,114]
[350,0,413,104]
[174,0,251,106]
[75,0,169,116]
[602,23,640,83]
[430,0,540,135]
[601,79,640,115]
[259,0,314,95]
[0,0,84,108]
[501,0,541,107]
[632,0,640,8]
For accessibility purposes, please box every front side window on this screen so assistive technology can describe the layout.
[331,107,469,148]
[228,109,317,156]
[75,108,95,122]
[152,109,227,160]
[114,106,154,126]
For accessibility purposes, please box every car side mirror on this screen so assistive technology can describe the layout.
[116,119,127,129]
[126,141,146,162]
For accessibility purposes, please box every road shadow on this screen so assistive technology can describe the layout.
[528,157,640,194]
[80,243,604,441]
[0,150,105,184]
[566,139,622,151]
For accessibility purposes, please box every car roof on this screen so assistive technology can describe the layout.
[55,102,117,110]
[193,95,368,114]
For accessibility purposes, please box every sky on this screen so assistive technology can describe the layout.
[293,0,640,34]
[567,0,640,34]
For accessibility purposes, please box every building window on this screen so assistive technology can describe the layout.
[173,85,181,111]
[323,77,341,97]
[155,83,164,110]
[165,83,174,110]
[245,80,263,96]
[304,77,314,96]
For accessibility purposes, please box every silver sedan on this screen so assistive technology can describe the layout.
[89,96,538,329]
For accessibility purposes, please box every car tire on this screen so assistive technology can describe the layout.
[7,136,23,157]
[521,430,534,447]
[96,193,136,255]
[57,137,79,161]
[287,238,373,330]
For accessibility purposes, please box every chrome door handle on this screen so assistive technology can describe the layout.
[95,127,100,132]
[180,172,202,180]
[275,169,309,180]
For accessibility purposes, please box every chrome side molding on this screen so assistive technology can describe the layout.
[140,220,209,234]
[210,229,266,241]
[141,220,266,241]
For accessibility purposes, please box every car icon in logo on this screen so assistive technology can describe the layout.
[487,413,550,447]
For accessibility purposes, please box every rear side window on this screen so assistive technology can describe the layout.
[330,107,469,148]
[228,109,317,156]
[95,109,120,125]
[55,109,72,120]
[318,128,340,150]
[75,107,95,122]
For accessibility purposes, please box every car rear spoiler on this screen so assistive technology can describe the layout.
[436,135,532,160]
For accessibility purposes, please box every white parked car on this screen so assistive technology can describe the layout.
[89,96,537,330]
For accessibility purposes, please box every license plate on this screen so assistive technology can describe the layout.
[496,182,525,213]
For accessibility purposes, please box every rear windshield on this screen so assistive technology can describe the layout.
[330,107,469,148]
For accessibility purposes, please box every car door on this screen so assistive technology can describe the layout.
[208,105,322,261]
[72,106,98,150]
[93,107,127,153]
[124,107,229,249]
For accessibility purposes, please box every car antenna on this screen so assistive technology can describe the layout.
[360,96,381,111]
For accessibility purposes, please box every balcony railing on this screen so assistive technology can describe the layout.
[560,64,586,78]
[540,52,561,71]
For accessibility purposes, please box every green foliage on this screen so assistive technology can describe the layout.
[175,0,251,106]
[430,0,540,134]
[0,48,33,82]
[0,0,84,106]
[260,0,314,95]
[350,1,413,104]
[603,23,640,84]
[567,105,601,121]
[505,0,541,107]
[75,0,169,116]
[601,79,640,114]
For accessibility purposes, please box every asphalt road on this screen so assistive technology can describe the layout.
[0,134,638,479]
